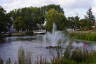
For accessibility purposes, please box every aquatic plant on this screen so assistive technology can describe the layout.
[0,57,3,64]
[6,58,12,64]
[0,48,96,64]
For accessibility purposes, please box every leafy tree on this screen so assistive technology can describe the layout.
[45,9,66,32]
[67,16,80,30]
[79,19,93,30]
[74,16,80,28]
[40,4,64,22]
[9,5,64,32]
[66,17,74,28]
[41,4,63,14]
[13,17,25,32]
[86,8,95,25]
[0,6,11,33]
[10,7,41,32]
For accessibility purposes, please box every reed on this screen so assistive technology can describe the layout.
[0,48,96,64]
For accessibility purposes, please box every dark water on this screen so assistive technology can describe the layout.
[0,35,96,63]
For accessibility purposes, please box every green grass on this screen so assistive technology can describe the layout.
[3,32,34,37]
[70,32,96,41]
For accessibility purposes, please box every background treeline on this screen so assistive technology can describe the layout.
[0,6,12,33]
[8,4,64,32]
[0,4,95,33]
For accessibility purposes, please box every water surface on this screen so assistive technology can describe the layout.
[0,35,96,63]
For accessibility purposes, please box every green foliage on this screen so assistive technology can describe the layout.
[79,19,93,30]
[70,49,96,64]
[66,9,95,31]
[86,8,95,25]
[67,16,80,29]
[0,6,11,33]
[51,50,96,64]
[13,17,25,31]
[41,4,64,14]
[45,9,66,32]
[0,5,95,34]
[18,48,26,64]
[51,58,76,64]
[70,32,96,41]
[12,7,41,32]
[25,32,33,35]
[70,50,89,62]
[9,4,64,32]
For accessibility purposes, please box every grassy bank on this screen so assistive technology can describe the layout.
[3,32,34,37]
[70,32,96,41]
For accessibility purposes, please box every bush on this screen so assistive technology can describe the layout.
[51,57,76,64]
[25,32,33,35]
[71,50,88,62]
[70,49,96,64]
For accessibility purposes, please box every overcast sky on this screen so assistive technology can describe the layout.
[0,0,96,18]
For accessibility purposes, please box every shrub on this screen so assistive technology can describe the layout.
[51,58,76,64]
[25,32,33,35]
[70,49,96,63]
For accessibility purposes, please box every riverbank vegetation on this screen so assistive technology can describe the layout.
[70,32,96,41]
[3,32,34,37]
[0,48,96,64]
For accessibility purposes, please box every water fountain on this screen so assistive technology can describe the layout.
[44,23,69,48]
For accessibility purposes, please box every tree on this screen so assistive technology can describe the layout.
[86,8,95,25]
[13,17,25,32]
[9,5,64,32]
[40,4,64,23]
[74,16,80,28]
[0,6,11,33]
[41,4,64,14]
[45,9,66,32]
[79,19,93,30]
[67,16,80,30]
[10,7,41,32]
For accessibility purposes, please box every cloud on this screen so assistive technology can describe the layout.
[66,0,92,9]
[64,8,87,18]
[0,0,95,18]
[92,0,96,16]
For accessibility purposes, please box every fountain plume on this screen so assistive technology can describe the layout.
[44,23,68,47]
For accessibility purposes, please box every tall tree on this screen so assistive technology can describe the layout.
[86,8,95,25]
[45,9,66,32]
[67,16,80,30]
[9,5,64,31]
[0,6,11,33]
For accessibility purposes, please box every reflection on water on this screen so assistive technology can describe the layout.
[0,35,96,63]
[0,38,6,43]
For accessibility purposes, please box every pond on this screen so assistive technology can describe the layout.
[0,35,60,63]
[0,34,96,63]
